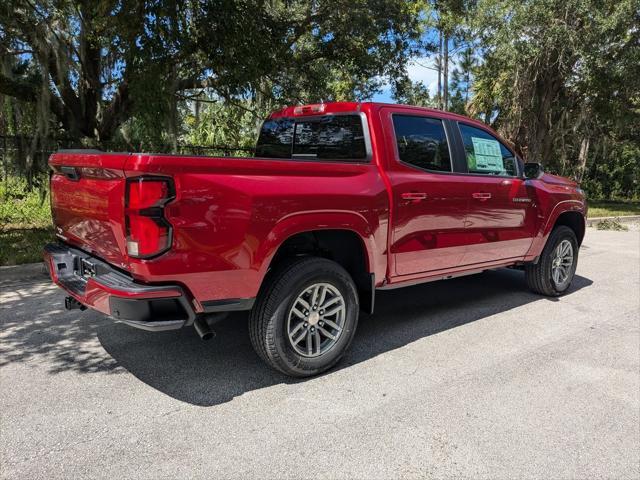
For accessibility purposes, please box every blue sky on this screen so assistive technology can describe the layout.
[373,57,440,102]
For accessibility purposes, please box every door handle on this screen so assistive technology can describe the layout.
[60,166,80,181]
[472,192,492,201]
[401,192,428,201]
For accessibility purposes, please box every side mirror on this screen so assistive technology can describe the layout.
[524,162,544,179]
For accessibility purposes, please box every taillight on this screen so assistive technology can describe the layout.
[125,177,174,258]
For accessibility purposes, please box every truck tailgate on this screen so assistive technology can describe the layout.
[49,152,131,268]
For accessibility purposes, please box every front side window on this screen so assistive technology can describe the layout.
[255,115,367,161]
[392,115,451,172]
[458,123,517,176]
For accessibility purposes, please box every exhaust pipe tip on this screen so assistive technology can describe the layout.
[193,316,215,341]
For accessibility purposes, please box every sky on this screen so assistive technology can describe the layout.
[372,56,442,103]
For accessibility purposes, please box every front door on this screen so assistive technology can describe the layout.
[455,122,537,265]
[382,110,469,276]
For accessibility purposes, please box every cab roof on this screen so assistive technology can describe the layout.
[269,101,488,127]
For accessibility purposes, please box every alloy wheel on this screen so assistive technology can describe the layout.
[286,283,346,357]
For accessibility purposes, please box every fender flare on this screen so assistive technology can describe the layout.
[542,200,585,237]
[525,200,586,260]
[255,210,380,284]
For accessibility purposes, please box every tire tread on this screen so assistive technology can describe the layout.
[249,256,358,377]
[525,225,577,296]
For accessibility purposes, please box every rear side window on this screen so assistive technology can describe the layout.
[392,115,451,172]
[255,115,367,161]
[458,123,517,176]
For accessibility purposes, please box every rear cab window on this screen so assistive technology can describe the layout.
[458,123,518,177]
[391,115,452,172]
[255,115,367,161]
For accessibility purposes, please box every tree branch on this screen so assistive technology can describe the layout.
[0,74,37,101]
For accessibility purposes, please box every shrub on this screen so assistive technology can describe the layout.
[595,218,629,231]
[0,176,52,230]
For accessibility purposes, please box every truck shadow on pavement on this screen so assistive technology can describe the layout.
[99,268,592,406]
[0,269,592,406]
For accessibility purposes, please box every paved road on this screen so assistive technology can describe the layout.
[1,229,639,479]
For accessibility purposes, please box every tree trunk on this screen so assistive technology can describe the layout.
[464,61,470,104]
[443,35,449,111]
[437,30,442,110]
[577,137,590,182]
[528,73,562,164]
[195,97,201,129]
[168,96,178,153]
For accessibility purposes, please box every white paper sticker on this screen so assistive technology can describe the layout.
[471,137,504,172]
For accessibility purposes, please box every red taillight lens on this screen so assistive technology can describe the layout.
[125,177,174,258]
[128,180,169,210]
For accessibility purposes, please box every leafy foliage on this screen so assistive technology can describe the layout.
[468,0,640,198]
[0,227,54,265]
[0,175,51,229]
[0,0,638,200]
[0,1,430,146]
[595,218,629,231]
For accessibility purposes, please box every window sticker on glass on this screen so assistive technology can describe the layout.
[470,137,504,173]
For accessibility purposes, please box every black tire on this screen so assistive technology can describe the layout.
[249,256,359,377]
[525,225,579,296]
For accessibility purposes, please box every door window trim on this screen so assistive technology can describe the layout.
[390,113,454,174]
[455,121,522,178]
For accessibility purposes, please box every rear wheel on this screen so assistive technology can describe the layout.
[525,225,578,296]
[249,256,359,377]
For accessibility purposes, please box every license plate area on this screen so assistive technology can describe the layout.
[79,258,97,278]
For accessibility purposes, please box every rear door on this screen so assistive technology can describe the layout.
[381,108,469,276]
[453,122,537,264]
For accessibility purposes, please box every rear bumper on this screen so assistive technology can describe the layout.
[44,243,195,331]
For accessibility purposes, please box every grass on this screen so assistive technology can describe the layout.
[0,227,55,266]
[588,200,640,218]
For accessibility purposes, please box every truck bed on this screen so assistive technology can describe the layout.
[49,151,389,306]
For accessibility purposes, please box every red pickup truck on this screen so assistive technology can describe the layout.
[45,102,587,377]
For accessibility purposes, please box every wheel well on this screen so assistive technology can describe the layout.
[554,211,585,245]
[269,230,374,313]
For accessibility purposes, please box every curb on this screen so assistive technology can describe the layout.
[586,215,640,227]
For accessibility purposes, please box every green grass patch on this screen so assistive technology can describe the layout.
[0,227,54,266]
[588,200,640,218]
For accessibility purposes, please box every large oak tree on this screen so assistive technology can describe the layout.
[0,0,428,144]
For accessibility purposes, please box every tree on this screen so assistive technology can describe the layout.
[469,0,640,193]
[448,45,476,114]
[0,0,430,150]
[431,0,467,110]
[393,76,435,107]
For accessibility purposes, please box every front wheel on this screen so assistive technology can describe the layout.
[249,257,359,377]
[525,225,579,296]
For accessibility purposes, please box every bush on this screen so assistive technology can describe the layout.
[0,228,54,265]
[0,176,52,229]
[595,218,629,231]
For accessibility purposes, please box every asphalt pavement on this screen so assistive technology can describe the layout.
[1,228,639,479]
